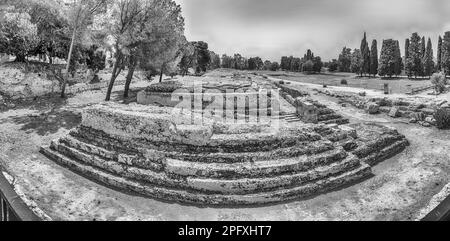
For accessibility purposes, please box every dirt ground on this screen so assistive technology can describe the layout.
[0,71,449,221]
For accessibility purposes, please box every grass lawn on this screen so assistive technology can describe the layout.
[258,70,433,94]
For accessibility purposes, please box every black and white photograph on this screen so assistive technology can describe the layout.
[1,0,450,227]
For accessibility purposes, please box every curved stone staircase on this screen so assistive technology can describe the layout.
[40,103,408,206]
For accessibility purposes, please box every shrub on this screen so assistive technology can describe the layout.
[341,79,348,85]
[146,81,183,93]
[434,108,450,129]
[430,72,447,94]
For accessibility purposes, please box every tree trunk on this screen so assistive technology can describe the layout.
[15,54,26,62]
[105,52,122,101]
[159,64,165,83]
[61,25,78,98]
[123,64,136,98]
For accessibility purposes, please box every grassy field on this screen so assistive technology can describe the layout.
[258,70,433,94]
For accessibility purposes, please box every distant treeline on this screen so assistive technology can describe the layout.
[329,32,450,78]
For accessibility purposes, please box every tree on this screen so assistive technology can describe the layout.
[178,41,195,76]
[192,41,210,73]
[328,59,338,72]
[338,47,352,72]
[290,57,301,72]
[302,60,314,73]
[312,56,323,73]
[369,40,378,77]
[263,60,272,70]
[208,51,221,70]
[378,39,402,78]
[350,49,362,75]
[60,0,107,98]
[270,62,279,71]
[437,35,443,71]
[394,40,402,76]
[405,39,411,77]
[442,31,450,77]
[430,72,447,94]
[28,1,71,64]
[360,32,370,76]
[102,0,185,100]
[424,38,434,77]
[406,33,424,78]
[221,54,233,69]
[0,10,38,62]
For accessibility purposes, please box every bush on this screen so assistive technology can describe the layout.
[434,108,450,129]
[341,79,348,85]
[146,81,183,93]
[431,72,447,94]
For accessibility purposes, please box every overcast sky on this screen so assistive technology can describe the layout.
[174,0,450,62]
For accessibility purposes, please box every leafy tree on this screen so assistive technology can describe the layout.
[102,0,185,100]
[430,72,447,94]
[290,57,301,72]
[424,38,434,77]
[328,59,338,72]
[350,49,362,75]
[0,10,38,62]
[208,51,221,70]
[270,62,279,71]
[302,60,314,73]
[378,39,402,78]
[221,54,233,69]
[312,56,323,73]
[28,1,71,64]
[369,40,378,77]
[263,60,272,70]
[178,41,195,76]
[192,41,210,73]
[338,47,352,72]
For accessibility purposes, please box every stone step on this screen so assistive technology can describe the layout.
[70,130,335,163]
[359,139,409,166]
[319,118,350,125]
[47,141,362,194]
[182,156,361,194]
[352,134,405,159]
[72,126,323,154]
[40,147,372,205]
[318,113,343,122]
[164,148,348,178]
[60,136,163,171]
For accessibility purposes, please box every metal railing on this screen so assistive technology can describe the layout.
[0,171,41,221]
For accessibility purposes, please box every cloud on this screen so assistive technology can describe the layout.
[175,0,450,61]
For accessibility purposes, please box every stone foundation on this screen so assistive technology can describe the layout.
[41,102,409,206]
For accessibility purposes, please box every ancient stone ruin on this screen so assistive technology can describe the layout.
[41,76,409,206]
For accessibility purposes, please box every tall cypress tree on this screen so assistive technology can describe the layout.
[442,31,450,77]
[421,36,426,76]
[424,38,434,77]
[370,40,378,77]
[407,33,423,78]
[394,40,402,76]
[405,39,411,77]
[360,32,370,76]
[437,35,443,71]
